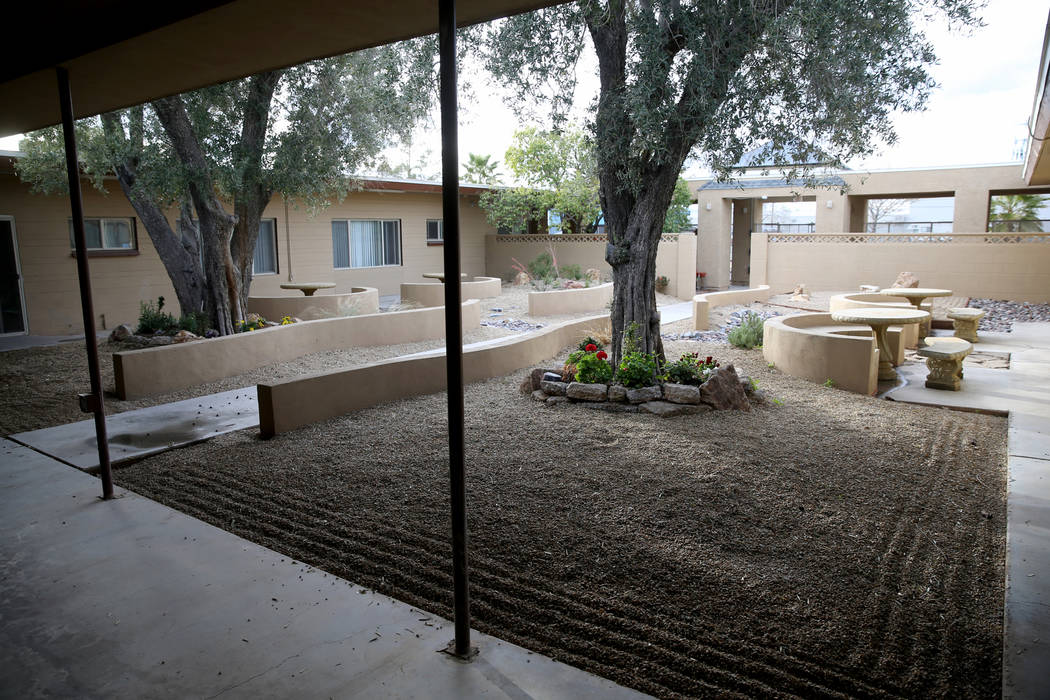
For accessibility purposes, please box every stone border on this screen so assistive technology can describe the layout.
[258,314,611,437]
[692,285,771,330]
[399,277,502,308]
[247,287,379,321]
[528,282,614,317]
[114,300,482,400]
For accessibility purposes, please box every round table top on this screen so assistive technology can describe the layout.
[421,272,468,282]
[280,282,336,290]
[879,287,952,299]
[830,307,929,325]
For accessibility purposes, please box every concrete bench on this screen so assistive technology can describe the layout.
[947,307,985,343]
[917,336,973,391]
[762,312,908,395]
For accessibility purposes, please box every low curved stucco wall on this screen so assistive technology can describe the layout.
[258,314,612,437]
[247,287,379,321]
[400,277,502,308]
[693,285,771,330]
[763,312,904,395]
[528,282,613,317]
[828,293,930,348]
[114,300,482,400]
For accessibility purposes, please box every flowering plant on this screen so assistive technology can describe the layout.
[280,315,295,326]
[664,352,719,386]
[235,317,267,333]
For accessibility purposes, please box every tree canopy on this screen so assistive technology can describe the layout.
[463,153,501,184]
[478,0,982,364]
[989,194,1045,232]
[17,41,436,334]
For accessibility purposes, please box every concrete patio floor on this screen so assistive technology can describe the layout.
[884,323,1050,700]
[0,439,647,699]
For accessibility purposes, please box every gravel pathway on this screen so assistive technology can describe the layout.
[116,339,1006,699]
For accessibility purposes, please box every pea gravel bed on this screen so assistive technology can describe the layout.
[116,340,1006,699]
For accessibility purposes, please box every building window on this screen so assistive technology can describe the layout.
[331,220,401,269]
[426,219,443,243]
[69,217,136,251]
[253,218,278,274]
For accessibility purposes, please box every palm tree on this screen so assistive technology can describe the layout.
[463,153,501,184]
[989,194,1046,232]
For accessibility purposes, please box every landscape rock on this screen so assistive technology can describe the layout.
[567,382,608,402]
[542,371,563,384]
[579,402,639,413]
[585,268,602,283]
[563,280,586,289]
[109,324,134,342]
[540,380,568,396]
[699,364,751,411]
[531,389,549,402]
[608,385,628,402]
[640,400,709,417]
[173,330,199,343]
[662,382,701,405]
[738,375,757,395]
[892,271,919,288]
[626,385,662,404]
[513,271,531,286]
[545,395,569,406]
[204,329,220,338]
[144,335,173,346]
[790,283,810,301]
[520,374,535,395]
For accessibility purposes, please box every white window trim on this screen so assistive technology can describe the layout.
[426,219,443,243]
[69,216,137,251]
[332,219,402,270]
[252,218,279,276]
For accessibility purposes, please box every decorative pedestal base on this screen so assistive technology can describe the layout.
[948,308,985,344]
[924,356,964,391]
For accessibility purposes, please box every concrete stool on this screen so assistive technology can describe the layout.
[917,337,973,390]
[947,307,984,343]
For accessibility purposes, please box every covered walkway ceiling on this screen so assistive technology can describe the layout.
[0,0,563,137]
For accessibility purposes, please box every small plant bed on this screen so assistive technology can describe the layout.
[108,296,300,347]
[510,251,605,291]
[520,330,765,415]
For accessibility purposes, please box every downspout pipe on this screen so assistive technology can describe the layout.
[56,67,114,499]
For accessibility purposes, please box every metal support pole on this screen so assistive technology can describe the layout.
[438,0,474,660]
[57,66,114,499]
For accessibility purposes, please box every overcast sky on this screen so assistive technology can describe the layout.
[3,0,1046,179]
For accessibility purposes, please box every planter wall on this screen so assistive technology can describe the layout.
[114,300,482,400]
[692,285,771,330]
[528,282,614,317]
[399,277,502,308]
[246,287,379,321]
[258,314,612,437]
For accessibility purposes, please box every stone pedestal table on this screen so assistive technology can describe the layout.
[830,307,929,382]
[279,282,336,297]
[879,287,952,344]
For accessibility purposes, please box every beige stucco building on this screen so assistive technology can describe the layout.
[687,163,1050,301]
[0,152,497,335]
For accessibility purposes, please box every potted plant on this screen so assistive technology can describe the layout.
[655,275,670,292]
[696,271,707,290]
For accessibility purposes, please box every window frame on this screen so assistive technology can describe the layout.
[252,218,280,276]
[68,216,138,256]
[331,219,403,270]
[426,219,443,245]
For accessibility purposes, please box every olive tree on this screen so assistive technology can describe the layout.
[480,0,981,365]
[17,42,435,334]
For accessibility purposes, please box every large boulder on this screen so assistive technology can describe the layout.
[607,385,628,403]
[513,271,531,286]
[892,271,919,288]
[173,330,199,343]
[109,323,134,342]
[699,364,751,411]
[567,382,608,402]
[540,380,568,396]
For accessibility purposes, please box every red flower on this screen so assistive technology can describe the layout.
[585,343,597,352]
[705,356,713,364]
[596,350,608,360]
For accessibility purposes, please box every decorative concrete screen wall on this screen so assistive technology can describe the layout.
[258,314,612,436]
[247,287,379,321]
[399,277,502,308]
[750,232,1050,302]
[692,285,771,330]
[529,282,613,316]
[113,301,482,400]
[485,233,697,300]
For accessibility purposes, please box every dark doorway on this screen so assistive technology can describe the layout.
[1,217,27,334]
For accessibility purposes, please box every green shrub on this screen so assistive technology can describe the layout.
[577,335,605,353]
[561,263,583,280]
[136,296,177,335]
[664,352,719,385]
[728,311,765,349]
[617,351,661,388]
[575,353,614,383]
[178,311,210,336]
[527,252,556,280]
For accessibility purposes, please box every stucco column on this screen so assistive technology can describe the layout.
[815,191,849,233]
[953,187,991,232]
[697,194,732,289]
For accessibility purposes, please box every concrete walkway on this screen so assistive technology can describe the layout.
[885,323,1050,699]
[0,439,647,699]
[0,330,108,353]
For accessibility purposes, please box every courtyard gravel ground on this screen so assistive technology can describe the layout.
[111,338,1006,699]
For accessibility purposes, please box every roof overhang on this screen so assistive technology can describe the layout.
[0,0,565,138]
[1024,12,1050,185]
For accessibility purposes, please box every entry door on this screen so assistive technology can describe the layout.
[0,217,27,334]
